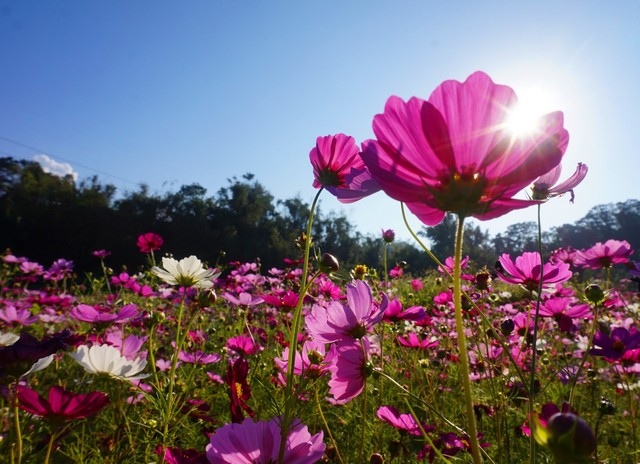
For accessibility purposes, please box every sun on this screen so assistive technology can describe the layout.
[503,86,559,137]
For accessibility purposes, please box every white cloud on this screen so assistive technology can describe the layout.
[33,154,78,181]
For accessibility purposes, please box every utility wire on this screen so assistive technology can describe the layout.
[0,134,140,186]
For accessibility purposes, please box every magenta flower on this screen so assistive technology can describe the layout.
[327,338,373,404]
[496,252,572,292]
[178,350,221,365]
[381,228,395,243]
[574,239,633,269]
[70,303,140,324]
[383,299,426,323]
[92,249,111,259]
[274,338,333,383]
[206,417,325,464]
[136,232,164,253]
[17,385,109,422]
[226,335,262,357]
[538,297,591,331]
[397,332,439,350]
[305,280,386,343]
[0,305,38,326]
[591,327,640,361]
[309,133,380,203]
[361,71,569,225]
[531,162,588,203]
[377,405,434,436]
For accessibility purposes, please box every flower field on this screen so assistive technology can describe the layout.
[2,71,638,463]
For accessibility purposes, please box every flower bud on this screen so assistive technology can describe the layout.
[370,453,384,464]
[599,397,615,416]
[500,319,515,336]
[540,413,596,463]
[319,253,340,274]
[584,284,605,304]
[381,229,395,243]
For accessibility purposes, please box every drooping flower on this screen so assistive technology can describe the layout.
[206,417,325,464]
[136,232,164,253]
[70,344,149,381]
[496,252,572,292]
[531,162,588,203]
[152,256,218,289]
[274,338,333,383]
[361,71,569,225]
[382,299,427,323]
[225,358,254,423]
[17,385,109,422]
[574,239,633,269]
[309,133,380,203]
[305,280,386,343]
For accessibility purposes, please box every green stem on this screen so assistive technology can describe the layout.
[452,215,482,464]
[358,377,368,463]
[568,302,599,406]
[400,203,445,270]
[279,188,323,464]
[11,384,22,464]
[160,295,187,457]
[314,386,344,464]
[43,431,56,464]
[529,204,544,464]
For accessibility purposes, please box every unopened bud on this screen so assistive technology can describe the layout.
[319,253,340,274]
[584,284,605,304]
[542,413,596,463]
[370,453,384,464]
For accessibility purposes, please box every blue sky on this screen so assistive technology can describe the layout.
[1,1,638,242]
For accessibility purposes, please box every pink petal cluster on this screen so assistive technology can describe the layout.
[360,71,570,225]
[497,252,572,292]
[206,417,325,464]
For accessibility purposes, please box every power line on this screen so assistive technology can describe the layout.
[0,134,140,186]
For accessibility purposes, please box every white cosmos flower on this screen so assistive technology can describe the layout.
[70,344,149,381]
[0,332,20,346]
[151,255,217,289]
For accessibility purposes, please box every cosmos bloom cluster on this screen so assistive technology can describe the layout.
[0,230,638,463]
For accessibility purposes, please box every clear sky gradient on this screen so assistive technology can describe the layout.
[1,1,638,241]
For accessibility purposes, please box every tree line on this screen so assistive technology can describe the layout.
[1,157,638,277]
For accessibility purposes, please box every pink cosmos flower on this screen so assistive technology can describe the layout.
[17,385,109,422]
[538,297,591,331]
[136,232,164,253]
[376,405,434,436]
[70,303,140,324]
[397,332,439,350]
[327,338,373,404]
[381,228,395,243]
[206,417,325,464]
[0,305,39,326]
[226,335,261,357]
[178,350,221,365]
[496,252,572,292]
[531,162,588,203]
[92,249,111,259]
[309,133,380,203]
[574,239,633,269]
[361,71,569,225]
[305,280,386,343]
[383,299,426,323]
[274,338,333,383]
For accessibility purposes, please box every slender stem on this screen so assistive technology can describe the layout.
[279,188,323,464]
[314,386,344,464]
[44,431,56,464]
[11,384,22,464]
[452,216,482,464]
[529,204,544,464]
[358,377,368,464]
[400,203,445,269]
[568,302,599,406]
[404,399,453,463]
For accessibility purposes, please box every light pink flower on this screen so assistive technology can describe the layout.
[377,405,434,436]
[309,133,380,203]
[497,252,572,292]
[361,71,569,225]
[305,280,386,343]
[206,417,325,464]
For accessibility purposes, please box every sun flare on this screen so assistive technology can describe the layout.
[504,86,559,137]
